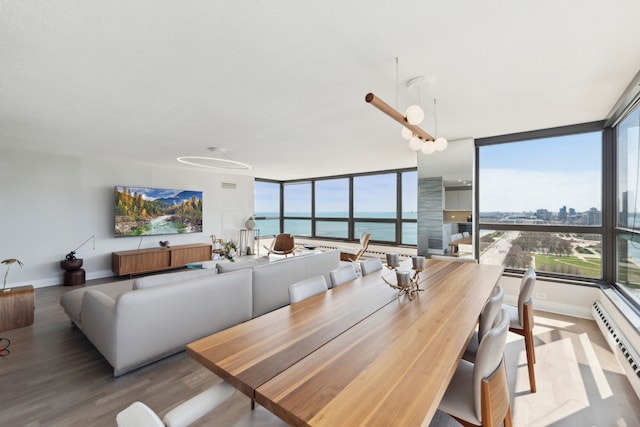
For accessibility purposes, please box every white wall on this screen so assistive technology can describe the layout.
[498,274,598,319]
[0,148,254,288]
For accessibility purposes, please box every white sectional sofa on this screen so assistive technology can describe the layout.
[60,250,342,376]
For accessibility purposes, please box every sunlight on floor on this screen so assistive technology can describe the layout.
[512,337,589,427]
[534,315,577,329]
[578,332,613,400]
[617,417,630,427]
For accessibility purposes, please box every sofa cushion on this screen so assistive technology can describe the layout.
[132,267,218,290]
[305,250,340,288]
[110,268,253,375]
[60,279,135,325]
[252,256,308,317]
[216,256,269,273]
[251,250,340,317]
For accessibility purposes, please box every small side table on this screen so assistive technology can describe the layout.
[0,285,35,332]
[239,229,260,256]
[60,259,86,285]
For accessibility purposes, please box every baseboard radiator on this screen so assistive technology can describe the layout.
[592,301,640,398]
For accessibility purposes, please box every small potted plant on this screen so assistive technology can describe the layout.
[2,258,24,292]
[220,240,238,262]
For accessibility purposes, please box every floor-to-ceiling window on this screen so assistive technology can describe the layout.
[476,124,604,282]
[353,173,397,243]
[254,180,280,236]
[315,178,349,239]
[283,181,312,237]
[254,168,417,246]
[616,103,640,305]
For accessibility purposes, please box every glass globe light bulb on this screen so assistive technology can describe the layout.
[434,137,448,151]
[405,105,425,125]
[421,142,436,155]
[401,127,413,140]
[408,136,423,151]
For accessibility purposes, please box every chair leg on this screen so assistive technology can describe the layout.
[522,302,537,392]
[524,330,537,393]
[530,328,536,364]
[504,405,513,427]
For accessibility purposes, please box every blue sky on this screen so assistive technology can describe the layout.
[116,186,193,201]
[479,131,602,212]
[255,172,418,214]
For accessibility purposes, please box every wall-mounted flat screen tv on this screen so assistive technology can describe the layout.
[114,186,203,237]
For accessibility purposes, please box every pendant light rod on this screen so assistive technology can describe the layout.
[365,93,435,142]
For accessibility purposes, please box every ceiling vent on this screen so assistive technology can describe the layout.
[222,182,237,190]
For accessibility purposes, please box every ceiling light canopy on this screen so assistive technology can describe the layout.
[177,147,251,171]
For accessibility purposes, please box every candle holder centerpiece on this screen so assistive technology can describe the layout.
[382,254,425,300]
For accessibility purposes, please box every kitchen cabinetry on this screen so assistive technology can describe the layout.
[445,189,472,210]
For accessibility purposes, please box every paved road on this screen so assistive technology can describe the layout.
[480,230,520,265]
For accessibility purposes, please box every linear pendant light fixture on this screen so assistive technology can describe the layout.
[365,76,448,155]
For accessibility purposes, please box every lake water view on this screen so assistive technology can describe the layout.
[255,212,417,244]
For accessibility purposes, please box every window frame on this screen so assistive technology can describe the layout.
[613,97,640,311]
[475,121,608,286]
[254,168,417,247]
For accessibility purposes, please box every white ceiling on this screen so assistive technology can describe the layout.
[2,1,640,181]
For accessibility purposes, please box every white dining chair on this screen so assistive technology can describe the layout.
[503,267,537,393]
[438,308,512,427]
[330,263,358,287]
[463,285,504,363]
[359,257,383,275]
[288,275,328,304]
[116,381,286,427]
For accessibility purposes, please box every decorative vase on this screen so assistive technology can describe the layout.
[245,219,255,230]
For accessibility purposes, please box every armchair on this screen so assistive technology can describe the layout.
[338,232,371,262]
[263,233,296,257]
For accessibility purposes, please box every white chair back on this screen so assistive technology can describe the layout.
[117,402,165,427]
[472,308,509,422]
[360,257,383,275]
[330,264,358,287]
[478,285,504,341]
[517,268,536,326]
[163,382,235,427]
[117,382,235,427]
[288,275,328,304]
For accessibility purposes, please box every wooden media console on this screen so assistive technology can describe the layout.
[112,243,212,276]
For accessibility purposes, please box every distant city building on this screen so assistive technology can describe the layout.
[536,209,552,221]
[587,207,602,225]
[559,205,567,221]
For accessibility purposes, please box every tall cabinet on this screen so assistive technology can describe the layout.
[445,189,472,210]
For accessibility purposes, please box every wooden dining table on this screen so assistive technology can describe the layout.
[186,259,504,426]
[448,236,473,256]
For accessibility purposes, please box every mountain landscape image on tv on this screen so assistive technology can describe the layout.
[114,186,203,237]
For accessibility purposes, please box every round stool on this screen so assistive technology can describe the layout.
[60,259,86,286]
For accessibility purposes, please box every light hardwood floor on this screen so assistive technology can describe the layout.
[0,282,639,426]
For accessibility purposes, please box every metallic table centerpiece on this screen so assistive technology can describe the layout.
[382,253,425,300]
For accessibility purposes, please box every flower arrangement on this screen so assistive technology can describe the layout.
[2,258,24,291]
[220,240,238,261]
